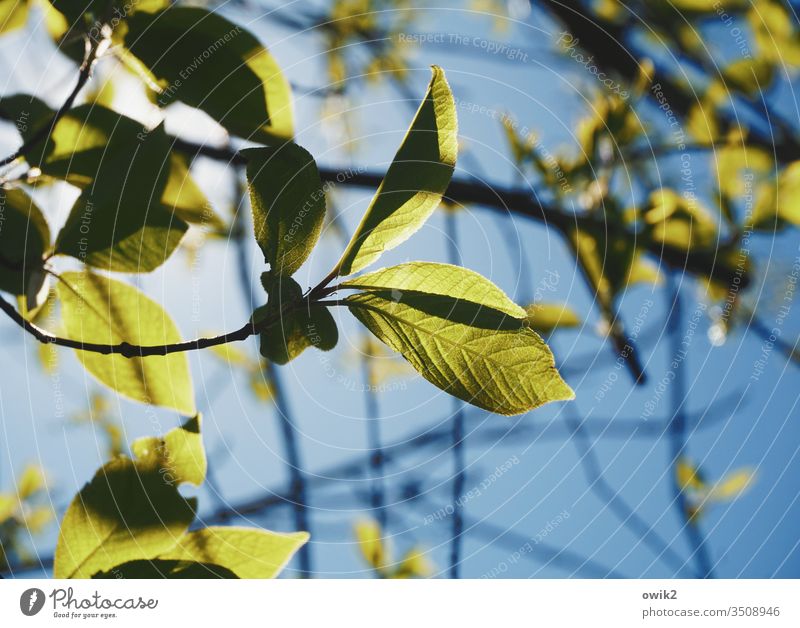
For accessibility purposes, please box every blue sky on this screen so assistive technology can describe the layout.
[1,1,799,578]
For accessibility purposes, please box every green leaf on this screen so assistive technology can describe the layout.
[643,188,717,251]
[258,276,338,365]
[121,7,293,143]
[158,527,309,579]
[56,271,196,414]
[54,416,206,578]
[243,143,326,276]
[24,103,142,187]
[0,0,29,34]
[347,291,573,415]
[163,154,225,230]
[336,66,457,276]
[53,123,187,272]
[0,187,49,297]
[0,94,53,139]
[754,161,800,228]
[92,559,238,579]
[524,303,581,333]
[342,262,525,318]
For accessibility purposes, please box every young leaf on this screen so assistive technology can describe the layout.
[56,271,196,415]
[347,291,573,415]
[643,188,717,251]
[341,262,526,318]
[524,303,581,333]
[54,416,205,578]
[122,7,294,143]
[0,188,49,297]
[258,276,338,364]
[243,143,326,276]
[354,519,387,571]
[53,124,188,272]
[158,527,309,579]
[335,66,457,276]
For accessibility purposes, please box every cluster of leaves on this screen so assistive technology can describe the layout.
[54,416,308,579]
[0,0,572,418]
[0,465,52,571]
[320,0,412,87]
[0,0,578,577]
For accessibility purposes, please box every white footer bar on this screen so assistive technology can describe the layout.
[1,579,797,626]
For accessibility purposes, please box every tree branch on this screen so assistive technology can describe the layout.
[170,138,747,290]
[0,32,105,170]
[0,293,256,357]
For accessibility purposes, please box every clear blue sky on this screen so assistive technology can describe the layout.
[1,1,798,578]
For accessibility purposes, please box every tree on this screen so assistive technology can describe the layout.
[0,0,797,578]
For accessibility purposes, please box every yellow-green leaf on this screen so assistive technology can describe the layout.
[355,519,387,570]
[54,416,205,578]
[342,262,525,318]
[524,303,581,333]
[0,187,49,297]
[53,123,187,272]
[347,291,573,415]
[57,271,195,415]
[122,7,294,143]
[163,153,224,230]
[643,188,717,251]
[16,465,46,499]
[243,143,326,276]
[0,0,28,33]
[258,277,338,365]
[336,66,457,276]
[158,527,309,579]
[709,468,756,502]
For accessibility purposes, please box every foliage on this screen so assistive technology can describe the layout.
[354,519,433,578]
[0,465,52,571]
[0,0,793,579]
[54,416,308,578]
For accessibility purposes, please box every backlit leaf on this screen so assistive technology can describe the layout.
[708,468,756,501]
[0,0,28,33]
[244,143,326,276]
[92,559,238,579]
[336,66,457,276]
[57,271,196,414]
[355,519,387,571]
[54,416,205,578]
[122,7,293,143]
[53,123,187,272]
[342,262,525,318]
[158,527,309,578]
[524,303,581,333]
[258,277,338,364]
[0,187,49,297]
[347,290,573,415]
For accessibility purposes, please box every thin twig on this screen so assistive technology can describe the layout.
[0,33,105,169]
[0,293,255,357]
